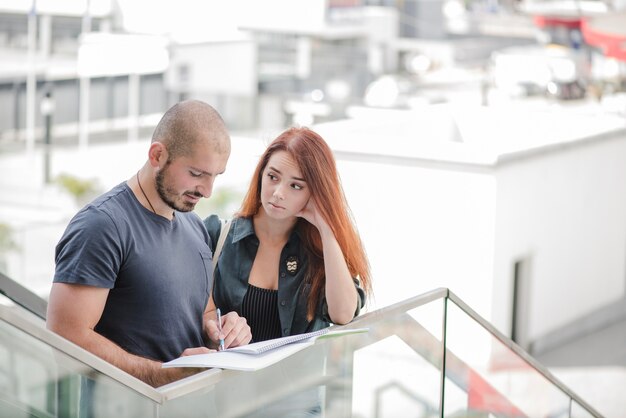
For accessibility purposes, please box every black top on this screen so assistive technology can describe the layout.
[241,284,282,342]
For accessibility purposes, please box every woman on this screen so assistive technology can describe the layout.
[205,127,372,343]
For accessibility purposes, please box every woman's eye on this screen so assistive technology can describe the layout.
[292,183,303,190]
[268,173,277,181]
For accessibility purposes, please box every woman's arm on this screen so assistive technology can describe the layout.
[298,200,359,324]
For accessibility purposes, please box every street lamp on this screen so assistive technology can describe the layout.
[40,85,55,184]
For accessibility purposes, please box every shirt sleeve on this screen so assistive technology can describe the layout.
[319,277,366,323]
[53,206,123,289]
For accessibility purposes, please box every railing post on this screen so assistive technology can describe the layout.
[439,295,448,418]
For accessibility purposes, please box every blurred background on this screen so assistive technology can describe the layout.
[0,0,625,415]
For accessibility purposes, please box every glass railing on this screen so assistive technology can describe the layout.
[0,285,602,417]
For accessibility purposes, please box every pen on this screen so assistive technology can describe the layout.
[216,308,225,351]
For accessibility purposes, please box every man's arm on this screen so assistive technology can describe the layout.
[47,283,205,387]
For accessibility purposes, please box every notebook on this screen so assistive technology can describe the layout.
[162,327,368,371]
[228,327,366,354]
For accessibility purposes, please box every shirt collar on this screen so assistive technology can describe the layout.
[231,217,256,243]
[231,216,303,245]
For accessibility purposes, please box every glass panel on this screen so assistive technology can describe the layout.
[443,299,571,417]
[406,296,444,341]
[0,304,156,418]
[351,300,444,418]
[161,298,446,418]
[160,342,335,418]
[571,400,595,418]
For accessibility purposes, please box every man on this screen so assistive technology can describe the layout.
[47,100,251,387]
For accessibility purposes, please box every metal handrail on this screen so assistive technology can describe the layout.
[343,287,602,416]
[0,284,604,416]
[0,302,164,403]
[447,289,603,417]
[0,271,47,319]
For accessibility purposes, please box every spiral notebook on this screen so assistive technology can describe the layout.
[162,327,368,371]
[229,327,366,355]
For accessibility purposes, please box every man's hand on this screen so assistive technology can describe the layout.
[181,347,213,356]
[155,346,216,385]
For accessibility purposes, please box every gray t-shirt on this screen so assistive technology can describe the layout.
[54,182,213,362]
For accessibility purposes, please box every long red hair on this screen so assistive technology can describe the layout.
[238,127,372,320]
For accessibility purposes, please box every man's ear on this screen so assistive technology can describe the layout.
[148,142,168,169]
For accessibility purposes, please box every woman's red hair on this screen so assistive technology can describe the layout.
[238,127,372,320]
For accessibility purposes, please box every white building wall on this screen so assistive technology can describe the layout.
[492,131,626,341]
[337,159,496,319]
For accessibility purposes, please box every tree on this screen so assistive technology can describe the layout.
[55,173,102,206]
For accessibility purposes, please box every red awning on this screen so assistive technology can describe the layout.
[581,14,626,61]
[533,15,582,29]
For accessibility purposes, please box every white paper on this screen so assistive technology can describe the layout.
[162,340,314,371]
[162,327,368,372]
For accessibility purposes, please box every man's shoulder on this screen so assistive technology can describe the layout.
[89,182,131,212]
[68,183,131,230]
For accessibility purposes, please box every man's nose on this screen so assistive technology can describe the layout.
[197,177,215,198]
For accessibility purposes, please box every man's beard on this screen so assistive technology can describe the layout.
[155,162,202,212]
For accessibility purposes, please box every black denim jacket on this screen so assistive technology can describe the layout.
[204,215,365,336]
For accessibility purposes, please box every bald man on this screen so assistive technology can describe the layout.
[47,100,251,387]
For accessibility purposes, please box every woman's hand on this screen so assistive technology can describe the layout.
[206,311,252,350]
[297,199,330,234]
